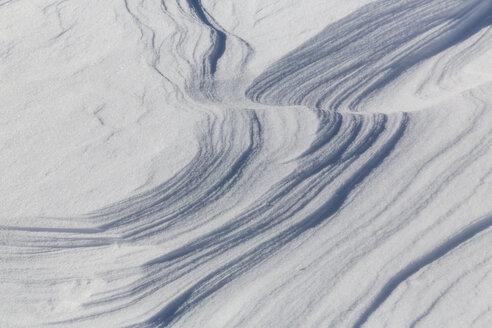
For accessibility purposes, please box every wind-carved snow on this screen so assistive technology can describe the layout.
[1,0,491,327]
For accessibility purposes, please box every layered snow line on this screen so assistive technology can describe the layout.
[1,0,492,327]
[246,0,492,111]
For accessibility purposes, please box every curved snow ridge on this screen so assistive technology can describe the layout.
[245,0,492,111]
[184,90,492,328]
[1,109,408,326]
[119,113,408,327]
[1,109,263,245]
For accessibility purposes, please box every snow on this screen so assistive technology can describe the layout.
[1,0,491,327]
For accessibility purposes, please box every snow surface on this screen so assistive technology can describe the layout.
[1,0,492,327]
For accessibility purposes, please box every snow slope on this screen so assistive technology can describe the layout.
[1,0,491,327]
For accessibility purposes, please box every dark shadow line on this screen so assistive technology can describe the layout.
[353,213,492,328]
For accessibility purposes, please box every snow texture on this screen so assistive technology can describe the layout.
[1,0,492,327]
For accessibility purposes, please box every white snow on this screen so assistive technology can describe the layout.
[1,0,491,327]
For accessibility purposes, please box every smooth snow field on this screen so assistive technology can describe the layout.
[1,0,492,327]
